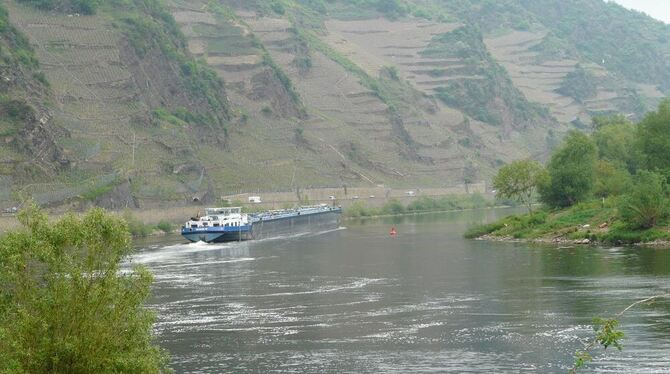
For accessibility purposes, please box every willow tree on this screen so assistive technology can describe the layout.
[539,130,598,208]
[493,159,546,215]
[637,99,670,174]
[0,202,170,373]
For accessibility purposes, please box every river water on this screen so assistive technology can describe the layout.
[131,208,670,373]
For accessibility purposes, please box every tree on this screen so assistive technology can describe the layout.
[619,171,669,229]
[637,99,670,173]
[591,115,638,173]
[539,130,598,208]
[0,203,170,373]
[462,160,477,194]
[493,159,546,215]
[593,160,632,198]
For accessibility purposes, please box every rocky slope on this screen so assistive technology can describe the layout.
[1,0,668,206]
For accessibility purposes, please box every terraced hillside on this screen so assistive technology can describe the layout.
[165,1,560,188]
[1,0,669,207]
[0,2,70,201]
[485,30,663,125]
[5,0,235,205]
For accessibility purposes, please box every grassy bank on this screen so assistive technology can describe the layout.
[465,199,670,246]
[344,194,495,218]
[0,195,496,238]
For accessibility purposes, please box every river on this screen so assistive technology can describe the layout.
[131,208,670,373]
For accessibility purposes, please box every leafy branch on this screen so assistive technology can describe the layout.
[570,293,670,373]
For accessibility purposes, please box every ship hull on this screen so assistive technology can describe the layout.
[250,208,341,240]
[181,225,252,243]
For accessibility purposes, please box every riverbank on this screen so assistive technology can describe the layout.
[0,194,498,238]
[465,200,670,247]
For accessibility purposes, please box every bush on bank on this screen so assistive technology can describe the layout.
[470,100,670,245]
[0,202,170,373]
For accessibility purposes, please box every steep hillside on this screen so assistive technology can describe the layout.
[1,0,669,207]
[5,0,236,205]
[167,0,559,186]
[413,0,669,121]
[0,3,69,201]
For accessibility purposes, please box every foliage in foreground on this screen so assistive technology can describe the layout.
[570,294,670,373]
[0,203,170,373]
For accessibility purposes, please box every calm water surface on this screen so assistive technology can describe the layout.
[132,208,670,373]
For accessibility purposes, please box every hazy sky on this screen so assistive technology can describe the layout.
[610,0,670,23]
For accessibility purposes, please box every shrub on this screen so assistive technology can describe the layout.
[156,220,174,233]
[619,171,669,229]
[0,203,170,372]
[637,99,670,173]
[594,160,633,198]
[381,199,405,215]
[270,1,285,15]
[464,221,506,239]
[493,159,546,214]
[122,211,153,237]
[539,131,598,208]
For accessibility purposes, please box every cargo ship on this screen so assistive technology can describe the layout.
[248,205,342,240]
[181,207,252,243]
[181,205,341,243]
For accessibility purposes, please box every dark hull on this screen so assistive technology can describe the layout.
[181,226,252,243]
[251,209,341,240]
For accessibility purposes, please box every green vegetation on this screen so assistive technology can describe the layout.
[122,211,155,237]
[493,159,546,215]
[206,2,304,115]
[593,160,632,198]
[521,0,670,90]
[618,171,668,229]
[261,52,305,114]
[637,100,670,173]
[463,198,670,244]
[156,219,174,233]
[539,131,598,208]
[115,0,229,125]
[570,294,670,373]
[468,100,670,245]
[592,115,639,173]
[153,107,213,127]
[345,194,492,218]
[289,25,394,110]
[0,4,40,69]
[0,203,170,372]
[426,26,548,126]
[0,3,54,177]
[16,0,101,15]
[406,0,670,90]
[0,95,34,122]
[120,211,178,237]
[556,64,597,103]
[572,317,624,372]
[328,0,411,20]
[80,180,117,201]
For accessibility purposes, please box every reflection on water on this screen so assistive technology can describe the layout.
[131,208,670,373]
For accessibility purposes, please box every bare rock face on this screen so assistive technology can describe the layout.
[249,68,303,119]
[93,180,139,210]
[118,37,230,128]
[15,109,70,171]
